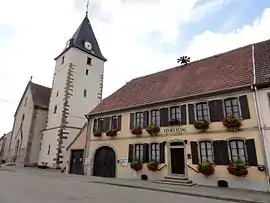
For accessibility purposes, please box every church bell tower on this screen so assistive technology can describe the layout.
[38,11,106,168]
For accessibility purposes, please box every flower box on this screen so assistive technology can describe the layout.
[130,160,143,171]
[146,124,160,136]
[223,115,242,132]
[147,161,159,172]
[106,129,119,137]
[197,161,215,176]
[194,120,210,131]
[131,127,143,136]
[93,131,102,137]
[168,119,181,126]
[227,159,248,177]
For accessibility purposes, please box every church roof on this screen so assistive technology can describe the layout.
[87,42,258,116]
[14,81,51,117]
[55,15,106,61]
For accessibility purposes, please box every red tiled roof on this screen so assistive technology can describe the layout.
[254,39,270,85]
[89,44,255,115]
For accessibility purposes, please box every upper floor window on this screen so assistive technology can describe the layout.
[134,144,143,162]
[150,143,160,162]
[224,98,240,119]
[56,91,59,97]
[61,56,65,65]
[54,105,57,114]
[111,116,118,129]
[97,118,103,131]
[196,102,209,121]
[47,145,51,155]
[229,139,246,163]
[199,141,213,163]
[87,57,92,65]
[86,69,89,75]
[135,112,144,128]
[170,106,180,121]
[151,110,160,126]
[84,89,87,97]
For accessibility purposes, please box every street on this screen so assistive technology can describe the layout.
[0,168,248,203]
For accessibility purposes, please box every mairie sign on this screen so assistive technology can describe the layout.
[164,126,187,134]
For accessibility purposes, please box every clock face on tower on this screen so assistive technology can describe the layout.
[84,41,92,50]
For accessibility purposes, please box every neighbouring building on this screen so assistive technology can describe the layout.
[8,80,50,166]
[1,131,12,162]
[254,39,270,180]
[66,123,87,175]
[0,135,6,162]
[82,40,270,191]
[38,12,106,169]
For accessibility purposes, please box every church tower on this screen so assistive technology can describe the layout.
[38,12,106,168]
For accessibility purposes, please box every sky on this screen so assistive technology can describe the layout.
[0,0,270,136]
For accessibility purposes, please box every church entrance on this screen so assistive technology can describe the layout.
[93,146,116,178]
[69,150,84,175]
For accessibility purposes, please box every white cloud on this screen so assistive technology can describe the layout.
[0,0,269,137]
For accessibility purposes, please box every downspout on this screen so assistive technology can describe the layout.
[252,44,270,191]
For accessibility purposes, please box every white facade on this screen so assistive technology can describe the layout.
[257,88,270,173]
[39,42,105,168]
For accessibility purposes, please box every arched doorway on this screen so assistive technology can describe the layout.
[93,146,116,178]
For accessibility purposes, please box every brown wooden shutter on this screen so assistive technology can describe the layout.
[105,117,111,131]
[239,95,251,119]
[101,118,107,132]
[209,100,224,122]
[143,111,149,128]
[130,113,135,129]
[180,105,187,125]
[159,142,166,163]
[214,140,230,165]
[160,108,169,127]
[117,115,122,130]
[188,104,195,124]
[246,139,258,166]
[128,144,134,162]
[190,141,199,164]
[143,143,149,163]
[93,119,97,133]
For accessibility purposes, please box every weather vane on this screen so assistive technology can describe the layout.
[86,0,89,16]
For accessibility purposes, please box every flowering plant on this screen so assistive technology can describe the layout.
[223,115,242,131]
[227,159,248,177]
[194,120,210,131]
[147,160,159,172]
[93,131,102,137]
[197,161,215,176]
[131,127,143,136]
[130,159,143,171]
[106,129,119,137]
[168,119,181,126]
[146,124,160,136]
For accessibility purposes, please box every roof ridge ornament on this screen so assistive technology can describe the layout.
[86,0,89,17]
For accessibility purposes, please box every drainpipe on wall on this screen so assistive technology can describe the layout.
[252,44,270,192]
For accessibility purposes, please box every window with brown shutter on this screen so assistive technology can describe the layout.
[134,144,144,162]
[97,118,103,131]
[199,141,213,163]
[151,109,160,126]
[196,102,209,121]
[160,108,169,127]
[150,143,160,162]
[228,139,247,163]
[170,106,180,121]
[135,112,144,128]
[111,116,118,129]
[224,98,240,119]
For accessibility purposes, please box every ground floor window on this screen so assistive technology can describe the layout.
[150,143,160,162]
[199,141,213,163]
[134,144,143,161]
[229,139,246,163]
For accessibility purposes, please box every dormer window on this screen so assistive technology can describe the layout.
[61,56,65,65]
[87,57,92,65]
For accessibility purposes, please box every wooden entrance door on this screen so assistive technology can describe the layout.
[170,147,185,175]
[69,150,84,175]
[93,146,116,178]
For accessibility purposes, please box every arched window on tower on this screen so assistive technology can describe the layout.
[84,89,87,97]
[22,114,25,124]
[54,105,57,114]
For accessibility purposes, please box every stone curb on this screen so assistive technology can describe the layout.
[92,181,265,203]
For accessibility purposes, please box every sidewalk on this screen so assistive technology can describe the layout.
[1,165,270,203]
[88,177,270,203]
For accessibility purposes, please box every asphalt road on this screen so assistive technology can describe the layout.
[0,168,236,203]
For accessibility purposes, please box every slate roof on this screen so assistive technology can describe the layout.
[55,15,106,61]
[254,39,270,85]
[88,43,256,116]
[14,81,51,116]
[29,82,51,109]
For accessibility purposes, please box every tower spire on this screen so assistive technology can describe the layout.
[86,0,89,16]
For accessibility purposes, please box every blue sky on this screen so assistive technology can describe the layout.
[0,0,270,136]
